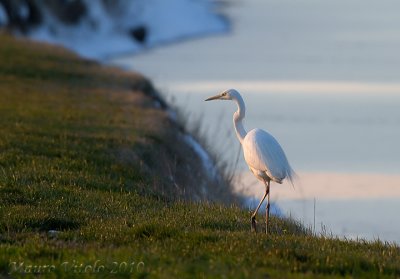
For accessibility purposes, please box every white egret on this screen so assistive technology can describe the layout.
[205,89,295,234]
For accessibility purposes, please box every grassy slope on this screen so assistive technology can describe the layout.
[0,35,399,278]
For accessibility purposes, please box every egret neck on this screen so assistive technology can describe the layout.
[232,94,247,144]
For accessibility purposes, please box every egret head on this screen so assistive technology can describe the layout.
[205,89,240,101]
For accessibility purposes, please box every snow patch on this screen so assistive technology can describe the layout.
[183,134,219,183]
[26,0,228,60]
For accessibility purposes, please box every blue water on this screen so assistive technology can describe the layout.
[110,0,400,242]
[111,0,400,174]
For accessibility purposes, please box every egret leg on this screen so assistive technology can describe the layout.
[251,183,268,233]
[265,180,271,234]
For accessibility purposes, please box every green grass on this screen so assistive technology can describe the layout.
[0,34,400,278]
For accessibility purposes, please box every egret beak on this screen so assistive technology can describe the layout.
[205,94,222,101]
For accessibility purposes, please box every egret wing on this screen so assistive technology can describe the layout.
[243,129,293,183]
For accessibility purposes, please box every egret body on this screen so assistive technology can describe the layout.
[205,89,294,233]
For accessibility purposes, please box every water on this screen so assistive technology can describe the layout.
[109,0,400,242]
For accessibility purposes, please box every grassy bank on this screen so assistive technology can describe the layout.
[0,35,399,278]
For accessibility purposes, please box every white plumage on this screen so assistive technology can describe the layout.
[205,89,295,234]
[243,128,294,184]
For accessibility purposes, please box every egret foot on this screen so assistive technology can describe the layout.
[251,216,257,232]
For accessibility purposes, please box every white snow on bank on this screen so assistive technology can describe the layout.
[0,4,8,25]
[27,0,227,60]
[183,134,219,182]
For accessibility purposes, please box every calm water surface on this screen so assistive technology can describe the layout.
[110,0,400,242]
